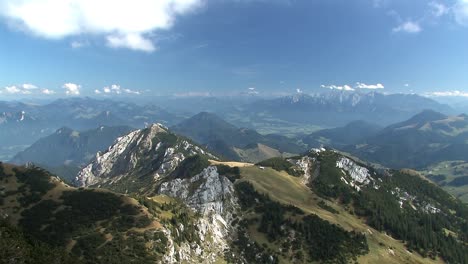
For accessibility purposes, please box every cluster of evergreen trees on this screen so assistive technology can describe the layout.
[1,164,166,263]
[234,181,369,263]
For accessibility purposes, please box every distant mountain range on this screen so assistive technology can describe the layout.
[242,91,452,127]
[0,97,180,159]
[11,126,133,168]
[345,110,468,169]
[9,126,134,181]
[302,120,382,148]
[171,112,307,162]
[0,92,456,163]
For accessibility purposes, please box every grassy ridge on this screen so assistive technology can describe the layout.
[231,181,368,263]
[0,163,168,264]
[238,165,444,264]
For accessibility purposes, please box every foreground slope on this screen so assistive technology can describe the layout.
[0,163,169,263]
[1,162,246,263]
[266,150,468,263]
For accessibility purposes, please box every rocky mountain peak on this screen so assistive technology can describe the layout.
[146,122,168,132]
[74,124,216,193]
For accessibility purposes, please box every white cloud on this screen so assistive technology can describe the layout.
[247,87,259,95]
[95,84,141,95]
[0,83,45,94]
[426,90,468,97]
[21,83,38,90]
[71,40,89,49]
[62,83,81,95]
[355,82,385,89]
[0,0,203,52]
[41,89,55,94]
[123,88,140,95]
[404,83,410,87]
[454,0,468,26]
[429,2,449,17]
[296,88,303,93]
[5,86,23,94]
[107,33,155,52]
[393,21,422,33]
[321,84,355,91]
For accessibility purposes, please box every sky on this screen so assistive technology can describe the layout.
[1,0,468,99]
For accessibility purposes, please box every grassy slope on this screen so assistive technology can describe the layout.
[0,163,167,263]
[234,143,283,163]
[238,166,444,264]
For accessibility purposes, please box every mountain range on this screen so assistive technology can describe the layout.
[9,126,134,182]
[0,91,451,160]
[0,97,180,159]
[2,124,467,263]
[345,110,468,169]
[11,126,134,167]
[171,112,307,162]
[241,91,452,127]
[301,120,382,148]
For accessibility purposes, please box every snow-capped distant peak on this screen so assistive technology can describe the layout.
[19,111,25,121]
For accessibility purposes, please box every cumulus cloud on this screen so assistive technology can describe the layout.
[427,90,468,97]
[0,0,203,52]
[355,82,385,89]
[107,33,155,52]
[0,83,50,95]
[454,0,468,26]
[41,89,55,94]
[393,21,422,33]
[247,87,259,95]
[95,84,141,95]
[63,83,81,95]
[0,83,57,95]
[321,84,355,91]
[21,83,38,90]
[4,86,28,94]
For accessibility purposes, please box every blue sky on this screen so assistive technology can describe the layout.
[1,0,468,99]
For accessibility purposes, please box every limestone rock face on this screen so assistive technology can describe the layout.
[290,156,315,185]
[158,166,239,263]
[336,157,375,191]
[74,123,215,191]
[159,166,237,218]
